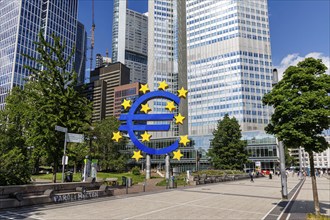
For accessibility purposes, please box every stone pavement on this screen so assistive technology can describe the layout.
[286,177,330,219]
[0,177,294,219]
[1,176,329,219]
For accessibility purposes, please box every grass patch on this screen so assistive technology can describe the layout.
[306,214,330,220]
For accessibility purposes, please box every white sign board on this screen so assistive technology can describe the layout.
[255,161,261,167]
[55,125,67,133]
[62,156,68,165]
[67,133,84,143]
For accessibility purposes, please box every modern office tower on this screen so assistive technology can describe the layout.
[96,54,103,69]
[148,0,188,138]
[112,0,148,84]
[0,0,78,110]
[187,0,273,138]
[75,21,87,85]
[95,53,112,69]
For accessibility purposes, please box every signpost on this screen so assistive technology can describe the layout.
[55,125,84,183]
[55,126,68,183]
[67,133,84,143]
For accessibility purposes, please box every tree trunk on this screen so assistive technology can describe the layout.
[73,162,77,174]
[308,152,320,215]
[53,160,57,183]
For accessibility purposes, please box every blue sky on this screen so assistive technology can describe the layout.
[78,0,330,74]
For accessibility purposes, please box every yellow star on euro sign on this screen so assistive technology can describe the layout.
[112,131,122,142]
[174,113,185,124]
[173,150,183,161]
[180,135,190,146]
[121,99,131,110]
[165,101,176,112]
[158,80,168,90]
[132,150,143,162]
[177,87,188,98]
[139,84,150,94]
[141,131,152,142]
[141,103,151,114]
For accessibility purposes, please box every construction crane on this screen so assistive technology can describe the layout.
[90,0,95,72]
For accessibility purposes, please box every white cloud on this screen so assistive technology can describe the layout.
[276,52,330,80]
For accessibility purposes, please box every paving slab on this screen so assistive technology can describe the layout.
[1,177,306,220]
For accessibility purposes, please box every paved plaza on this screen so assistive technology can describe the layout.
[1,176,329,219]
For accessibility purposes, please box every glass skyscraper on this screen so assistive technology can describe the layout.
[112,0,148,84]
[75,21,87,85]
[148,0,188,138]
[187,0,273,137]
[0,0,78,110]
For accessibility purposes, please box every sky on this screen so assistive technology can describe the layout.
[78,0,330,78]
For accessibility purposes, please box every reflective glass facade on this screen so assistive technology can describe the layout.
[187,0,273,135]
[112,0,148,84]
[0,0,78,109]
[75,21,87,85]
[148,0,188,138]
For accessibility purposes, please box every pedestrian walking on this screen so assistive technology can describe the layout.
[249,170,254,182]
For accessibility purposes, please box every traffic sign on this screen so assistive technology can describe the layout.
[67,133,84,143]
[55,125,67,133]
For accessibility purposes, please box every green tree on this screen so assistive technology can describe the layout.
[93,117,128,172]
[208,114,249,170]
[263,58,330,215]
[23,32,92,183]
[285,148,297,167]
[0,87,31,185]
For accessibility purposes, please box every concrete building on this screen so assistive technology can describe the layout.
[82,62,130,122]
[75,21,87,85]
[0,0,78,109]
[113,82,140,118]
[288,130,330,173]
[112,0,148,84]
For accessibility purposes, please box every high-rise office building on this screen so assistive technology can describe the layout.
[75,21,87,85]
[187,0,273,138]
[95,53,112,69]
[112,0,148,84]
[148,0,188,138]
[0,0,78,110]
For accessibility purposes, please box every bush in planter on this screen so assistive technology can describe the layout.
[131,166,141,175]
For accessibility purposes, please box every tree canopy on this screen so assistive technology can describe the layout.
[208,114,248,170]
[263,57,330,215]
[0,32,93,184]
[263,58,330,153]
[92,117,128,172]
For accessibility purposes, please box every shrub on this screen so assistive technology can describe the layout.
[131,166,141,175]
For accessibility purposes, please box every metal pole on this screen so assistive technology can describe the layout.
[195,149,198,172]
[165,154,170,180]
[299,146,303,173]
[61,132,67,183]
[279,141,288,199]
[146,154,151,179]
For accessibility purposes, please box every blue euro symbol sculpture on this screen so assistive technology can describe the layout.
[119,91,180,155]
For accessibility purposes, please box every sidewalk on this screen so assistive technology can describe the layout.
[288,177,330,219]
